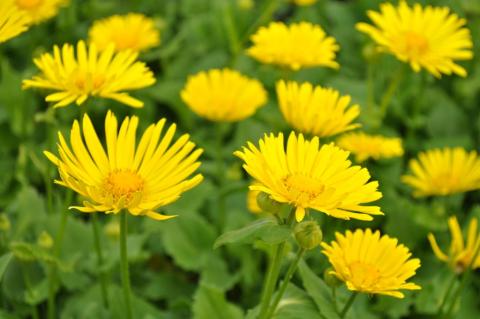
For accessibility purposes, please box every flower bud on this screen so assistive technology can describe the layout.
[323,267,342,288]
[362,43,380,62]
[37,231,54,249]
[256,192,282,214]
[294,221,322,250]
[105,220,120,239]
[0,214,11,232]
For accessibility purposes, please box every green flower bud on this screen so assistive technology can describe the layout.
[362,43,380,62]
[256,192,282,214]
[294,221,322,250]
[323,267,342,288]
[105,220,120,239]
[37,231,54,249]
[0,214,11,232]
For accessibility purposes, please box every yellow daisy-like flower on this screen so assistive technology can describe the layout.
[276,80,360,138]
[0,1,30,44]
[293,0,317,6]
[356,1,473,78]
[428,216,480,273]
[247,21,339,71]
[22,40,156,108]
[401,147,480,197]
[14,0,67,24]
[336,132,403,162]
[180,68,267,122]
[89,13,160,53]
[234,132,383,222]
[322,229,421,298]
[44,111,204,220]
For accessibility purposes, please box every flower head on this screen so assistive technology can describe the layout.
[247,21,339,71]
[44,111,203,220]
[14,0,67,24]
[89,13,160,53]
[356,1,473,78]
[402,147,480,197]
[322,229,421,298]
[0,1,30,44]
[22,40,155,108]
[235,132,383,222]
[276,80,360,138]
[337,132,403,162]
[181,68,267,122]
[428,216,480,273]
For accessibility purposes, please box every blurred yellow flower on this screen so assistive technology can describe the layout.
[44,111,204,220]
[322,229,421,298]
[276,80,360,138]
[22,40,155,108]
[402,148,480,197]
[0,1,30,43]
[428,216,480,273]
[235,132,383,222]
[89,13,160,53]
[15,0,67,24]
[337,132,403,162]
[247,188,261,214]
[237,0,254,10]
[247,21,339,71]
[181,68,267,122]
[293,0,317,6]
[356,1,473,78]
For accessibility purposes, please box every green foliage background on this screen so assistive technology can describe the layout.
[0,0,480,318]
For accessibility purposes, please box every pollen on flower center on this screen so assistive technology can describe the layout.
[103,170,144,204]
[402,31,429,57]
[349,261,381,289]
[16,0,43,9]
[74,71,106,93]
[282,174,325,202]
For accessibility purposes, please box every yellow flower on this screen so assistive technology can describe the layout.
[322,229,421,298]
[22,40,155,108]
[234,132,383,222]
[276,80,360,138]
[89,13,160,53]
[15,0,67,24]
[337,132,403,162]
[247,21,339,71]
[181,68,267,122]
[402,147,480,197]
[247,188,261,214]
[44,111,204,220]
[293,0,317,6]
[428,216,480,273]
[356,1,473,78]
[0,1,30,44]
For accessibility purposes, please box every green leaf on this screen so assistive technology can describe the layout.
[0,253,13,281]
[200,254,238,292]
[272,283,322,319]
[192,284,243,319]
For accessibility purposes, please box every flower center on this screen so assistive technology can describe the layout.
[73,71,106,93]
[103,170,144,207]
[16,0,43,9]
[402,31,429,57]
[348,261,381,290]
[282,174,325,204]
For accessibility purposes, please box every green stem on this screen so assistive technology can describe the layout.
[378,65,405,121]
[366,60,375,113]
[221,1,241,66]
[215,123,227,231]
[265,248,306,318]
[92,213,109,308]
[21,263,40,319]
[437,273,457,315]
[340,292,358,318]
[120,211,133,319]
[332,287,338,313]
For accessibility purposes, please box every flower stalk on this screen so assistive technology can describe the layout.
[340,292,358,318]
[120,211,133,319]
[92,213,109,308]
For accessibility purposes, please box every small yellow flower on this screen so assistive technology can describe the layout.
[247,21,339,71]
[44,111,204,220]
[181,68,267,122]
[89,13,160,53]
[22,40,155,108]
[428,216,480,273]
[293,0,317,6]
[247,188,261,214]
[235,132,383,222]
[402,147,480,197]
[356,1,473,78]
[322,229,421,298]
[15,0,67,24]
[0,1,30,44]
[276,80,360,138]
[337,132,403,162]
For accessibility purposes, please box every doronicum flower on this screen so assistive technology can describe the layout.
[401,147,480,197]
[22,40,156,108]
[234,132,383,222]
[181,68,267,122]
[428,216,480,273]
[14,0,67,24]
[89,13,160,53]
[293,0,317,6]
[0,1,30,44]
[336,132,403,162]
[276,80,360,138]
[322,228,421,298]
[356,1,473,78]
[247,21,339,71]
[44,111,203,220]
